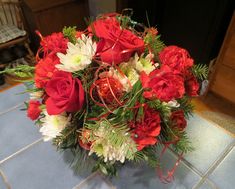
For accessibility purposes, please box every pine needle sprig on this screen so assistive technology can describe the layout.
[192,63,208,81]
[177,97,194,118]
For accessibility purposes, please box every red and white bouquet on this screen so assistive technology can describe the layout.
[6,12,208,177]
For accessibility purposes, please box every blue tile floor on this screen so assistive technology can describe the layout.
[0,84,235,189]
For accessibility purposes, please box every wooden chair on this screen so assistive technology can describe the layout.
[0,0,34,65]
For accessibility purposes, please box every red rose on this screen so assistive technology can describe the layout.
[159,46,194,74]
[91,16,145,64]
[27,100,41,120]
[185,73,199,97]
[35,56,60,89]
[45,71,84,115]
[170,110,187,131]
[140,65,185,102]
[131,106,161,151]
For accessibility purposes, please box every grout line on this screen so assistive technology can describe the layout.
[0,138,43,165]
[0,169,11,189]
[170,149,204,177]
[0,103,24,116]
[72,172,98,189]
[98,172,117,189]
[193,142,235,189]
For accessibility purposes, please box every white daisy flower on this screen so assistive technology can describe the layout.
[39,111,70,141]
[56,34,96,72]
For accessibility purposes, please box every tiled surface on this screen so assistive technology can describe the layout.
[0,85,235,189]
[111,150,201,189]
[74,173,113,189]
[209,146,235,189]
[183,114,234,174]
[0,84,28,113]
[0,141,89,189]
[0,107,41,161]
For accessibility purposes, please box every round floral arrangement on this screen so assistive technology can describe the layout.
[2,12,208,178]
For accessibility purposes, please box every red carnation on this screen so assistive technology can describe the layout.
[131,106,161,151]
[159,45,194,75]
[45,71,84,115]
[35,56,60,89]
[140,65,185,102]
[40,32,68,55]
[185,73,200,97]
[27,100,41,120]
[170,110,187,131]
[91,16,144,64]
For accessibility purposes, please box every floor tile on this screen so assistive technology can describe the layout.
[74,173,113,189]
[111,150,201,189]
[183,114,234,174]
[0,84,28,113]
[0,107,42,161]
[0,141,89,189]
[209,146,235,189]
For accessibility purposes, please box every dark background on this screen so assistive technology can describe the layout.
[117,0,235,64]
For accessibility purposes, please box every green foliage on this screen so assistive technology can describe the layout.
[144,34,166,61]
[192,63,208,81]
[62,26,77,44]
[172,130,194,153]
[177,96,194,118]
[85,119,137,161]
[133,146,159,167]
[92,160,117,176]
[0,65,34,78]
[53,126,77,149]
[68,147,95,173]
[147,99,171,119]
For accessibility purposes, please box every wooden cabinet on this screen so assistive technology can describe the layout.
[210,12,235,104]
[21,0,89,51]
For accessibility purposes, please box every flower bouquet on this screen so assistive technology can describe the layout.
[2,12,208,178]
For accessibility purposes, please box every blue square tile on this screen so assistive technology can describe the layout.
[0,141,89,189]
[74,173,113,189]
[183,114,234,174]
[0,84,29,114]
[209,146,235,189]
[111,150,201,189]
[0,106,41,161]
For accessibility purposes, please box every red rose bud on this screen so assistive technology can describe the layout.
[131,106,161,151]
[45,71,84,115]
[159,45,194,75]
[185,73,200,97]
[27,100,41,120]
[140,65,185,102]
[170,110,187,131]
[91,17,144,64]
